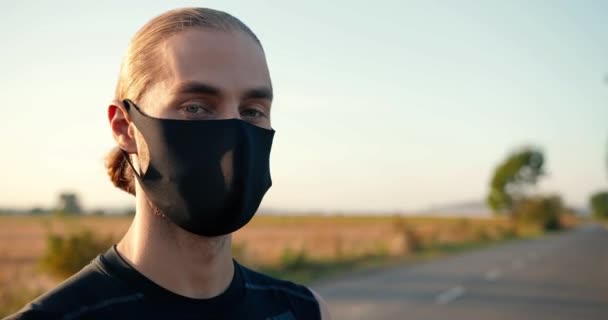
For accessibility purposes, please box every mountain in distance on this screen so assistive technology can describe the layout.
[421,200,493,218]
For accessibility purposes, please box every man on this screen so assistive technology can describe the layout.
[8,7,330,320]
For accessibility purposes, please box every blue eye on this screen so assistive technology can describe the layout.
[178,102,214,119]
[183,104,206,114]
[242,109,263,118]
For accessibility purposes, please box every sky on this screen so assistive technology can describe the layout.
[0,0,606,213]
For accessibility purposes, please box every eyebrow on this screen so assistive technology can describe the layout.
[242,87,273,101]
[172,81,273,101]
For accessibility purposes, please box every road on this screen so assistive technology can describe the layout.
[313,224,608,320]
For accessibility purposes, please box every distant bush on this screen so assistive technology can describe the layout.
[391,217,423,254]
[590,192,608,220]
[39,230,115,278]
[0,285,44,318]
[279,248,309,270]
[513,196,564,231]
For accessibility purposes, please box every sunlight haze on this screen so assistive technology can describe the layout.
[1,0,606,213]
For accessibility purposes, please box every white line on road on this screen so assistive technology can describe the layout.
[484,269,503,281]
[436,286,467,305]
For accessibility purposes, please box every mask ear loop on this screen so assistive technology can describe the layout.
[119,100,165,217]
[121,149,143,178]
[120,137,164,217]
[120,99,144,179]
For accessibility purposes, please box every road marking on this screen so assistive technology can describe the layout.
[436,286,467,305]
[484,269,502,281]
[511,259,525,270]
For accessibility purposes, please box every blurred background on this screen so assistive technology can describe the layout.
[1,1,607,319]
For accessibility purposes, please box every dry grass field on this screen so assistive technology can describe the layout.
[0,213,519,316]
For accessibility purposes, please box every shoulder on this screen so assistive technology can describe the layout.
[239,263,316,303]
[308,288,332,320]
[238,263,327,319]
[3,309,59,320]
[6,256,133,319]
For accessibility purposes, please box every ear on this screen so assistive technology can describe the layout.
[108,100,137,153]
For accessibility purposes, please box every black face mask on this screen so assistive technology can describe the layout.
[121,99,274,237]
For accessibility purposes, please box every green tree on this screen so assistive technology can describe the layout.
[590,192,608,219]
[56,192,82,215]
[487,147,545,213]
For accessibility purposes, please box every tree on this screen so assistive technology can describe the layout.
[487,147,545,214]
[590,192,608,219]
[29,207,48,215]
[57,192,82,215]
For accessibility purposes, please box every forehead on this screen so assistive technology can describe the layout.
[159,29,271,92]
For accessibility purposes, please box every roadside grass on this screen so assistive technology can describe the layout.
[258,233,526,285]
[0,284,45,317]
[0,213,571,317]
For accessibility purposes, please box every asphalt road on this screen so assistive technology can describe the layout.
[313,224,608,320]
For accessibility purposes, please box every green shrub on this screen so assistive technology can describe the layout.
[279,248,309,270]
[513,196,564,231]
[0,285,45,318]
[391,217,422,252]
[590,191,608,219]
[39,230,115,278]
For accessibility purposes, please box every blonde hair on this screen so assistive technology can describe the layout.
[106,7,262,195]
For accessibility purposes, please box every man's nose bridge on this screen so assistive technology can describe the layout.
[217,111,240,120]
[216,98,241,120]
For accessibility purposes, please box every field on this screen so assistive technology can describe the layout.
[0,214,521,316]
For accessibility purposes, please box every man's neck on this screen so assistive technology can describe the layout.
[117,196,234,299]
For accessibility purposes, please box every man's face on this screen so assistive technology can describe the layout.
[131,29,273,172]
[139,29,273,129]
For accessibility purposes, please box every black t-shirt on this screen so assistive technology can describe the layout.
[6,246,321,320]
